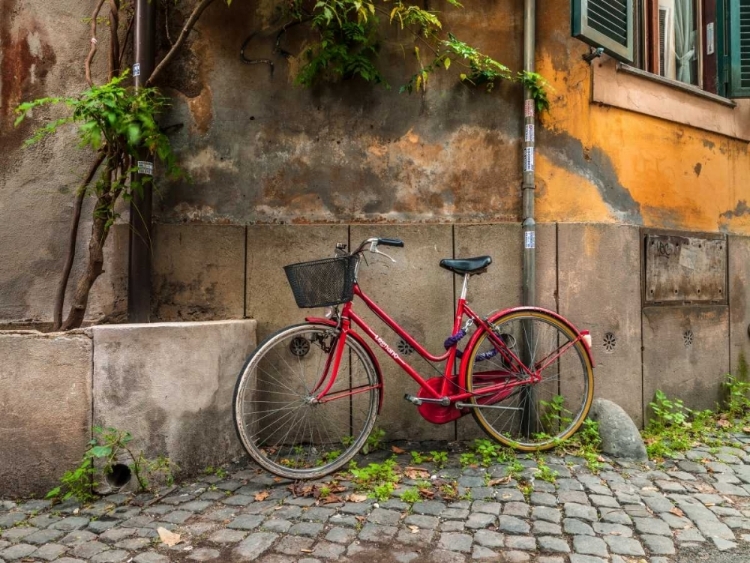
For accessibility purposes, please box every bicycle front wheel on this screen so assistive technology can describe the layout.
[465,310,594,450]
[233,322,380,480]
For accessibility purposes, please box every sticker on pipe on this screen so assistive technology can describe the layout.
[525,231,535,249]
[137,161,154,175]
[523,147,534,172]
[133,63,141,77]
[525,124,534,143]
[524,99,535,118]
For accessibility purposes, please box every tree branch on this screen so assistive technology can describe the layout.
[118,12,135,70]
[53,151,106,331]
[147,0,217,86]
[85,0,108,86]
[109,0,121,79]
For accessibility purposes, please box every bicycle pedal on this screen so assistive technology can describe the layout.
[403,394,423,406]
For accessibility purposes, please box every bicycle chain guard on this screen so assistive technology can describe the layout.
[416,379,464,424]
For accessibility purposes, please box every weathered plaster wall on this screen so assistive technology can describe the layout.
[155,0,525,225]
[536,0,750,234]
[2,0,749,324]
[146,0,750,234]
[0,0,114,325]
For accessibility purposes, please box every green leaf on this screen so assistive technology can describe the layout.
[45,487,61,499]
[443,57,451,70]
[89,445,113,458]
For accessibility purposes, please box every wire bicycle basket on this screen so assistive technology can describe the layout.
[283,255,359,308]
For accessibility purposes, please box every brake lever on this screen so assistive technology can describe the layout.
[367,240,396,262]
[373,249,396,263]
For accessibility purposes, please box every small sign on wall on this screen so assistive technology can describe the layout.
[644,232,726,304]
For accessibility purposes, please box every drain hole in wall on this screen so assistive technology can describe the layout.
[683,330,694,347]
[603,332,617,353]
[397,339,414,356]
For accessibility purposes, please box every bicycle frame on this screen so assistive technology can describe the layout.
[305,277,591,425]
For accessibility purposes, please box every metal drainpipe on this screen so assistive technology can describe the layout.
[521,0,536,308]
[128,0,157,322]
[520,0,537,438]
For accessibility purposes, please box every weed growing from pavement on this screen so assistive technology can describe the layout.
[400,488,420,503]
[361,428,386,455]
[46,426,177,504]
[203,466,228,479]
[534,458,559,483]
[410,451,425,464]
[642,367,750,460]
[431,451,449,469]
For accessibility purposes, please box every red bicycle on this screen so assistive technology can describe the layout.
[234,237,595,479]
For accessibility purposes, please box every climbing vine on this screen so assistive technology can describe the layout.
[248,0,551,103]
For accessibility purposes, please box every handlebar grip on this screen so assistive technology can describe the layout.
[378,238,404,247]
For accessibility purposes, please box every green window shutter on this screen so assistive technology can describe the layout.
[572,0,634,63]
[729,0,750,97]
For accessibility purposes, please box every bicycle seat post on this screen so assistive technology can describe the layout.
[460,274,471,301]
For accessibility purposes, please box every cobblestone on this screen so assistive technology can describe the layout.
[4,438,750,562]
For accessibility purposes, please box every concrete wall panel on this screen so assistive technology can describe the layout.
[93,320,256,474]
[453,223,558,439]
[729,236,750,377]
[350,225,455,441]
[245,224,349,341]
[152,224,246,321]
[642,306,729,419]
[0,332,92,497]
[558,224,643,426]
[453,223,522,440]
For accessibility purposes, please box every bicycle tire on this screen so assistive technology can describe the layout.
[465,310,594,450]
[233,322,380,480]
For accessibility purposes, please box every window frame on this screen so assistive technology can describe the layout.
[572,0,750,99]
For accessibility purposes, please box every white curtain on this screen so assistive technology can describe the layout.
[674,0,695,84]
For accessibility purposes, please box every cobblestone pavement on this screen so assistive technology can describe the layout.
[5,437,750,563]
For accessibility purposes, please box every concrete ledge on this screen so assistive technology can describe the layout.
[93,320,257,474]
[0,331,93,498]
[0,320,256,498]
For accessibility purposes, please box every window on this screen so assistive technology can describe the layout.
[572,0,750,97]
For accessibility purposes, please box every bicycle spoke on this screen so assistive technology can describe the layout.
[234,323,379,479]
[466,312,592,450]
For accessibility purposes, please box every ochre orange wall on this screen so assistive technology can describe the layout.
[536,0,750,235]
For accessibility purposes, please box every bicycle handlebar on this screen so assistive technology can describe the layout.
[352,237,405,254]
[378,238,404,248]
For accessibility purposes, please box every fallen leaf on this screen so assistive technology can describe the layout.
[321,494,343,504]
[488,477,511,487]
[408,525,419,534]
[255,490,270,501]
[273,476,283,483]
[670,507,684,517]
[349,493,368,503]
[405,467,430,480]
[743,426,750,434]
[157,527,181,547]
[717,419,731,428]
[391,446,407,454]
[301,548,313,553]
[418,488,435,499]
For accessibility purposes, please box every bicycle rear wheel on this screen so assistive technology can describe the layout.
[233,322,380,480]
[465,310,594,450]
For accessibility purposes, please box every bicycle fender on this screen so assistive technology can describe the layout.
[305,317,385,413]
[457,306,595,389]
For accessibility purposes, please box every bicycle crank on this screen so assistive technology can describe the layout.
[454,402,523,411]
